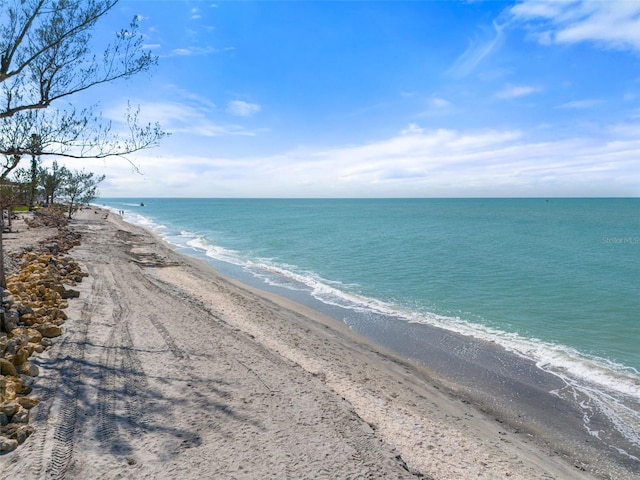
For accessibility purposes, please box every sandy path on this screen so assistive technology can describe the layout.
[0,210,609,479]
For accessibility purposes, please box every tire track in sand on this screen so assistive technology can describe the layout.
[94,267,153,450]
[42,267,103,480]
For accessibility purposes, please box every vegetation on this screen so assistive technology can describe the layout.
[60,169,105,219]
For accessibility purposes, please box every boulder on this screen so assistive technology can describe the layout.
[0,358,17,376]
[16,305,34,316]
[61,288,80,299]
[10,327,42,344]
[19,362,39,377]
[36,323,63,338]
[11,407,28,423]
[2,423,34,444]
[13,424,34,444]
[13,347,29,366]
[0,401,20,417]
[28,342,44,354]
[16,396,39,409]
[0,436,18,452]
[2,292,14,308]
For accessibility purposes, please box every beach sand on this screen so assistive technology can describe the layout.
[0,209,622,479]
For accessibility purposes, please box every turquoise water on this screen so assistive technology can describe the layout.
[99,198,640,396]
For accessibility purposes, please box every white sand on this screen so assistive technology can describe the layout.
[0,209,600,479]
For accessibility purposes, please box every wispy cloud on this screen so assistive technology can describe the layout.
[430,97,451,108]
[556,99,604,109]
[226,101,261,117]
[448,21,505,78]
[510,0,640,52]
[495,84,542,99]
[106,100,257,139]
[165,46,218,57]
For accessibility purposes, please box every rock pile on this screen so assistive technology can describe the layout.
[24,208,82,256]
[0,217,86,452]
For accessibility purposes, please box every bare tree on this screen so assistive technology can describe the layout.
[0,0,165,176]
[0,0,166,326]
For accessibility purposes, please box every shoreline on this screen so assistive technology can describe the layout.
[0,208,634,478]
[117,204,640,476]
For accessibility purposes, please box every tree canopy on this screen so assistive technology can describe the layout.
[61,169,105,219]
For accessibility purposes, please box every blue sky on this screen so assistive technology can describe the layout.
[57,0,640,197]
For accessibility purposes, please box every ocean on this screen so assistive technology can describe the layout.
[98,197,640,457]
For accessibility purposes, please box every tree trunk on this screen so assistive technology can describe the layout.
[0,220,6,333]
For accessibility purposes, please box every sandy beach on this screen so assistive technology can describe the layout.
[0,209,630,479]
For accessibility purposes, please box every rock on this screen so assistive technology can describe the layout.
[11,407,28,423]
[11,327,42,344]
[13,424,34,444]
[19,362,39,377]
[0,401,20,417]
[16,396,39,409]
[17,305,34,316]
[2,423,34,444]
[0,436,18,452]
[28,342,44,354]
[13,347,29,365]
[0,376,28,399]
[2,292,14,308]
[0,378,16,402]
[61,288,80,299]
[18,374,34,389]
[5,335,26,353]
[0,412,7,426]
[17,313,34,326]
[0,358,17,376]
[44,242,59,254]
[35,323,63,338]
[40,338,53,347]
[2,310,19,332]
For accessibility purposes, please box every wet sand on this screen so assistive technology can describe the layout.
[0,209,633,478]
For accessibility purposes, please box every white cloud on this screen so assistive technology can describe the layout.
[556,99,604,109]
[400,123,424,135]
[510,0,640,52]
[495,84,542,99]
[226,100,261,117]
[430,97,451,108]
[165,46,218,57]
[83,123,639,198]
